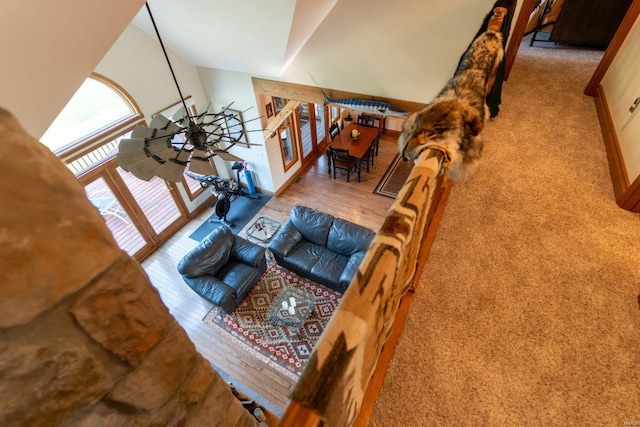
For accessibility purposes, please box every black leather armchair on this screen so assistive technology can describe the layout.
[177,226,267,314]
[267,206,375,292]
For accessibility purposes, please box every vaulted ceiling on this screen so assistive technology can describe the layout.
[131,0,338,76]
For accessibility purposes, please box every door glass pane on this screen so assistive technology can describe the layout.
[315,104,325,142]
[84,178,146,256]
[117,167,181,235]
[299,103,313,157]
[280,126,294,164]
[330,106,339,122]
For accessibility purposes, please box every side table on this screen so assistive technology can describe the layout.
[246,216,280,243]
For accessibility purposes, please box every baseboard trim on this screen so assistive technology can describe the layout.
[594,85,630,203]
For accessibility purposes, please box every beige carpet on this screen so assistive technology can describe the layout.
[371,41,640,425]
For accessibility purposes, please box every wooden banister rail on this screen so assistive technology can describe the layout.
[280,148,448,427]
[279,7,506,426]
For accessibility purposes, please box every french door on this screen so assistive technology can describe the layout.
[296,102,325,166]
[79,158,189,261]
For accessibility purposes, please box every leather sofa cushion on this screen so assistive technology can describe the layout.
[177,227,232,277]
[284,241,326,272]
[327,217,376,256]
[311,251,348,285]
[290,205,333,247]
[217,261,259,294]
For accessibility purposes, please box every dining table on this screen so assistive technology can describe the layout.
[328,123,380,182]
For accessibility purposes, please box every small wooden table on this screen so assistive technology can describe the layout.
[328,123,380,181]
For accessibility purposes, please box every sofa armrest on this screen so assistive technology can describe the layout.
[232,236,266,268]
[182,275,235,305]
[267,219,303,257]
[339,251,366,289]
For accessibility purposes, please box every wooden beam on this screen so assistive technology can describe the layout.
[262,99,301,140]
[252,77,427,114]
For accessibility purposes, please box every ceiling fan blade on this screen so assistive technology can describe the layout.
[154,160,187,182]
[219,101,235,113]
[215,151,244,162]
[188,158,218,176]
[196,101,212,124]
[149,114,181,133]
[118,138,145,152]
[131,125,155,139]
[171,105,187,121]
[127,157,164,181]
[117,149,149,172]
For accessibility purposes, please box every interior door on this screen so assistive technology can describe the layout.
[80,158,189,260]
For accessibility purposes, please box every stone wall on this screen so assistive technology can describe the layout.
[0,107,258,427]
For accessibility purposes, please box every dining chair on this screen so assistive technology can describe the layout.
[329,147,357,182]
[357,114,376,127]
[371,130,381,156]
[329,123,340,140]
[359,141,376,173]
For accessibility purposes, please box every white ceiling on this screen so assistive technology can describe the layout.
[132,0,337,77]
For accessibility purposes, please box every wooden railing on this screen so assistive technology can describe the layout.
[280,148,449,426]
[279,6,507,425]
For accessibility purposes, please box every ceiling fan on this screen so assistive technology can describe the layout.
[117,2,261,182]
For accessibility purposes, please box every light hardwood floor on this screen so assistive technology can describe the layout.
[142,133,399,415]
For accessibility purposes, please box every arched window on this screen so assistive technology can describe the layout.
[41,73,144,158]
[41,74,144,176]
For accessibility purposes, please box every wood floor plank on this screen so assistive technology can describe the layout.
[141,134,400,417]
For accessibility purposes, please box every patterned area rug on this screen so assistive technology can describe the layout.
[203,262,341,379]
[373,154,415,198]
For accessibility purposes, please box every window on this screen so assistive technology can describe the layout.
[278,118,298,172]
[41,74,143,157]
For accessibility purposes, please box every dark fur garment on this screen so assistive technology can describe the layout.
[398,30,504,183]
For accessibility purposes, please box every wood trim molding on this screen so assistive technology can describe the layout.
[620,175,640,211]
[584,0,640,96]
[593,85,630,201]
[504,0,537,81]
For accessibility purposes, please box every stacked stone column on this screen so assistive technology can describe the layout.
[0,107,257,427]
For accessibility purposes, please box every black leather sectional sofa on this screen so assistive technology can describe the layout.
[267,206,375,293]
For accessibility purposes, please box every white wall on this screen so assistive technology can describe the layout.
[94,25,208,124]
[0,0,146,138]
[279,0,497,103]
[601,14,640,182]
[194,0,499,192]
[197,68,277,193]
